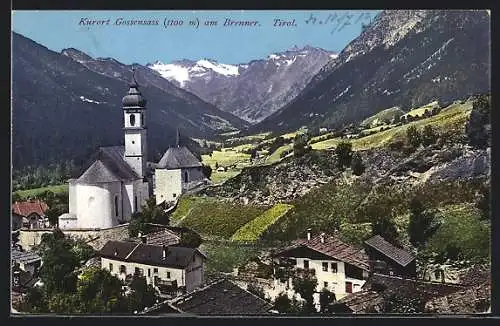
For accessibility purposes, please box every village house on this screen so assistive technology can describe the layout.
[11,248,42,277]
[364,235,417,278]
[98,240,206,296]
[12,199,50,229]
[272,230,370,309]
[143,278,274,315]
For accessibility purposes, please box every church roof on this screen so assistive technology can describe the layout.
[122,69,146,108]
[157,146,202,170]
[76,146,139,184]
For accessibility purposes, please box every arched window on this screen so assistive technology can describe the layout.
[184,171,189,183]
[129,114,136,126]
[141,113,144,127]
[114,196,119,217]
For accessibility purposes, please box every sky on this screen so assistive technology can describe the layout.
[12,10,381,65]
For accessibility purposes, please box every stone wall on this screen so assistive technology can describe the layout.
[18,224,130,251]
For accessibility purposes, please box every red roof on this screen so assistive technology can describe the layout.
[12,200,49,217]
[280,233,370,271]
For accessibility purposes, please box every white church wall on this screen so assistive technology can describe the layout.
[181,167,205,190]
[75,182,121,229]
[68,180,78,215]
[155,169,182,205]
[123,182,135,221]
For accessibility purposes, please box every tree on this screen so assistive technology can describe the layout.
[179,230,202,248]
[273,292,301,314]
[351,152,365,176]
[127,275,158,313]
[406,125,421,148]
[466,94,491,149]
[128,197,170,237]
[291,269,318,314]
[293,133,311,157]
[37,229,80,294]
[335,141,353,170]
[372,216,399,246]
[408,197,438,248]
[201,164,212,179]
[421,125,438,147]
[319,289,336,313]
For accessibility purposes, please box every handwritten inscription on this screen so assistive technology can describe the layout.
[78,12,374,31]
[305,12,374,34]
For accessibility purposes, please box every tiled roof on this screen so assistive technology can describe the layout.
[12,200,49,218]
[132,229,180,246]
[363,273,468,302]
[169,278,273,315]
[335,290,385,313]
[424,282,491,313]
[157,146,202,169]
[364,235,416,267]
[11,249,42,265]
[76,146,139,184]
[279,233,370,271]
[99,240,206,269]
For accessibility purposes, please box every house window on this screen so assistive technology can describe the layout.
[184,171,189,183]
[173,193,177,198]
[331,262,338,273]
[303,260,309,270]
[134,196,138,212]
[154,268,158,274]
[148,269,151,277]
[135,267,143,276]
[167,272,171,279]
[130,114,136,126]
[322,262,328,272]
[345,281,353,293]
[114,196,119,217]
[109,263,113,272]
[324,282,329,288]
[120,265,126,274]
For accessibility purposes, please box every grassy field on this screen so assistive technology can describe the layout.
[171,196,268,238]
[202,150,251,169]
[14,184,69,199]
[200,242,265,274]
[401,101,440,119]
[266,144,293,164]
[311,101,472,151]
[231,204,294,241]
[210,170,242,184]
[361,107,405,127]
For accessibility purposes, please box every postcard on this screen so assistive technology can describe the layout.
[10,9,491,316]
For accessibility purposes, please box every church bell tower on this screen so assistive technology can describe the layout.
[122,68,147,179]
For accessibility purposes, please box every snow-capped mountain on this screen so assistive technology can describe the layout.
[254,10,490,134]
[148,45,337,123]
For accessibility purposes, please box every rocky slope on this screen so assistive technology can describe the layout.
[148,46,337,123]
[199,144,490,206]
[255,10,490,133]
[12,32,246,168]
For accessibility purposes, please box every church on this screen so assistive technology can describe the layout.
[59,72,208,230]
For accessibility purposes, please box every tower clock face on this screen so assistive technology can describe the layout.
[130,114,136,126]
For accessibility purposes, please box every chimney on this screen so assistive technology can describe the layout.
[320,232,325,244]
[307,228,311,241]
[162,245,167,260]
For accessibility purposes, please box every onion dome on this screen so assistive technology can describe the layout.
[122,68,146,108]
